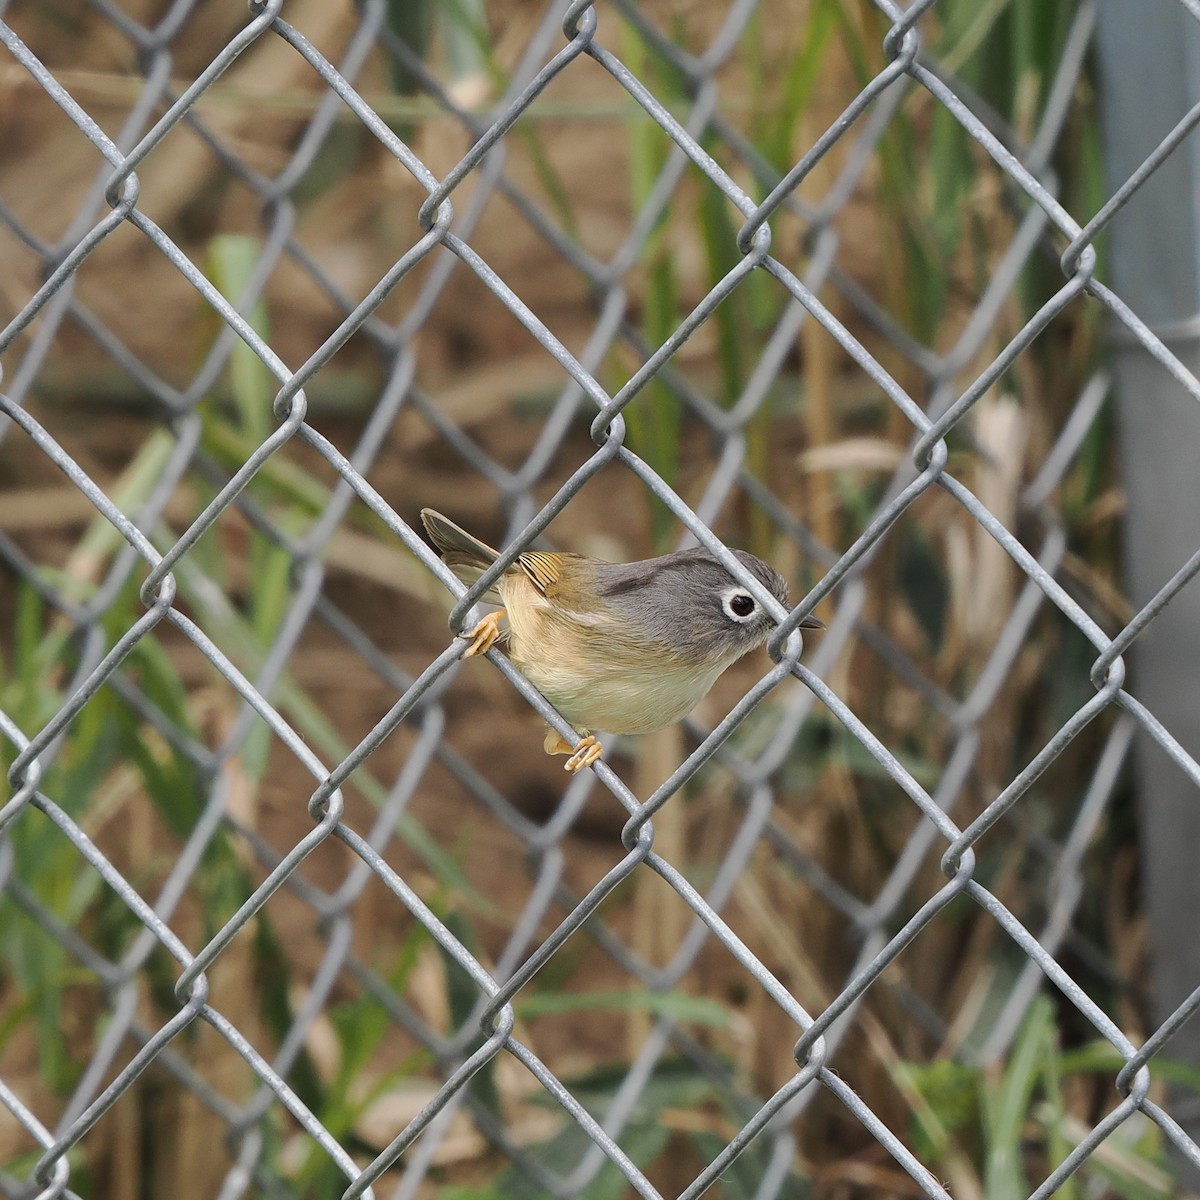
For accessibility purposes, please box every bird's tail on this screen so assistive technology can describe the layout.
[420,509,504,601]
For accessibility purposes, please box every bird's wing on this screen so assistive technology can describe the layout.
[516,550,563,595]
[422,510,604,614]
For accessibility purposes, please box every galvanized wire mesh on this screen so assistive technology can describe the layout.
[3,0,1200,1197]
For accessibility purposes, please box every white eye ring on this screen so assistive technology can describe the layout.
[721,586,758,623]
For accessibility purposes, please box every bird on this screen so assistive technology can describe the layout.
[421,508,820,772]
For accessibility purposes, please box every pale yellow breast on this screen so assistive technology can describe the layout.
[499,574,728,735]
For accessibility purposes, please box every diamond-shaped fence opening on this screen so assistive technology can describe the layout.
[4,1,1200,1198]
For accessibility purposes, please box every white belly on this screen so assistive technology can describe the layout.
[501,576,729,735]
[518,654,726,735]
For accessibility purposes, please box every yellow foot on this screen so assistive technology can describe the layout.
[543,730,603,772]
[462,609,506,657]
[564,735,603,773]
[544,731,575,757]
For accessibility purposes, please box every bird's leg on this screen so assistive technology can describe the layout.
[462,609,506,657]
[564,737,602,772]
[543,730,574,756]
[543,729,603,772]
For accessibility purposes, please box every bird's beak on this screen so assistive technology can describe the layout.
[798,614,824,630]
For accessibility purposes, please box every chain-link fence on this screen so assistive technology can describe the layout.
[3,0,1200,1197]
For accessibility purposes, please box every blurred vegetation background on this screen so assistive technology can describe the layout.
[0,1,1177,1198]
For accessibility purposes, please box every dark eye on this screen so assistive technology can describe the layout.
[726,592,756,619]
